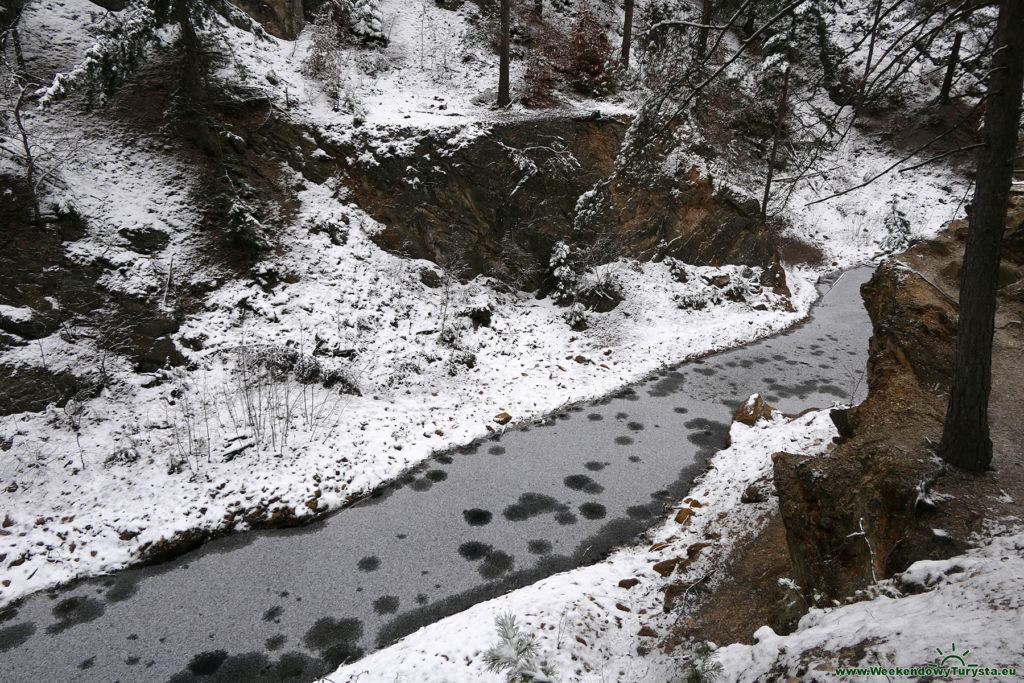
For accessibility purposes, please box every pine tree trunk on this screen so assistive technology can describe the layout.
[938,0,1024,472]
[620,0,634,67]
[497,0,510,107]
[938,30,964,104]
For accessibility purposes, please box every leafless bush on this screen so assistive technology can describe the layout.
[161,342,358,468]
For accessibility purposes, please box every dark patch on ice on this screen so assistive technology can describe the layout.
[186,650,228,676]
[768,379,846,400]
[373,596,399,615]
[488,446,506,455]
[303,617,364,662]
[615,412,629,420]
[425,469,448,482]
[46,596,104,634]
[626,504,655,520]
[694,367,716,376]
[77,656,95,670]
[409,477,433,492]
[527,539,552,555]
[458,541,492,561]
[584,461,606,471]
[0,622,35,652]
[503,493,569,521]
[463,508,493,526]
[262,605,283,622]
[587,413,603,421]
[563,474,604,494]
[554,511,578,525]
[436,454,453,464]
[357,556,380,572]
[478,551,514,579]
[627,421,644,431]
[614,435,634,446]
[647,370,685,397]
[102,575,139,603]
[628,455,641,462]
[578,502,607,520]
[265,634,286,651]
[673,406,689,414]
[415,594,428,605]
[170,649,328,682]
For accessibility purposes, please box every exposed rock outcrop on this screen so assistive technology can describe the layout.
[349,116,786,293]
[773,201,1024,604]
[773,260,961,602]
[583,165,788,291]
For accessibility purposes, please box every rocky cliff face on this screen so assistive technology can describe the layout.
[773,202,1024,605]
[350,115,786,293]
[582,163,787,291]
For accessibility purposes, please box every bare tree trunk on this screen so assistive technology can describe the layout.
[858,0,883,112]
[533,0,542,22]
[497,0,510,107]
[1,0,27,71]
[13,87,40,223]
[938,0,1024,472]
[938,30,964,104]
[760,63,791,224]
[696,0,711,61]
[621,0,634,67]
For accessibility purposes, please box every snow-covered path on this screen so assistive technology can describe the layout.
[0,270,873,683]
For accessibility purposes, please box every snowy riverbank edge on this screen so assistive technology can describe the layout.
[326,410,1024,683]
[0,265,819,611]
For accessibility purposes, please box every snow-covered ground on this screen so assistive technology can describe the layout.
[1,0,984,667]
[717,529,1024,682]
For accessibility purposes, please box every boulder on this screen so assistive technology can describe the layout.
[732,394,778,427]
